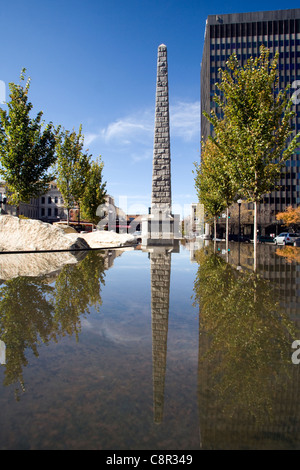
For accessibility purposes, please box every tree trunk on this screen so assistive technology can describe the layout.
[226,207,229,262]
[253,201,258,272]
[253,172,258,272]
[214,216,217,253]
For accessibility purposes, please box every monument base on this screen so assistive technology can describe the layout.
[141,213,181,249]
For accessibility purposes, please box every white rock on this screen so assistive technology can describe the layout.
[0,215,89,252]
[78,230,135,248]
[0,215,134,252]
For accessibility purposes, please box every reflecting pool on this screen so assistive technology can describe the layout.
[0,241,299,450]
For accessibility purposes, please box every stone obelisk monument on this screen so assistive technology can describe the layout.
[142,44,180,245]
[151,43,172,216]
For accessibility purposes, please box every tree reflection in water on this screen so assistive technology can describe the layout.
[52,251,106,340]
[0,251,106,400]
[193,246,300,449]
[275,246,300,264]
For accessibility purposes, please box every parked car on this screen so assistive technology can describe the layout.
[228,234,251,243]
[257,234,274,243]
[273,232,300,245]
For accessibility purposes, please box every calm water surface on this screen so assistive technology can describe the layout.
[0,241,299,450]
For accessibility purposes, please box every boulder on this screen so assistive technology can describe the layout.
[77,230,135,248]
[0,215,90,252]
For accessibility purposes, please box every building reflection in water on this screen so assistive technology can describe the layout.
[192,242,300,450]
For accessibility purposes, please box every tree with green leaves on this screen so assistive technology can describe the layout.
[195,134,238,251]
[81,157,106,224]
[55,125,91,224]
[203,46,300,269]
[194,146,225,246]
[0,69,56,209]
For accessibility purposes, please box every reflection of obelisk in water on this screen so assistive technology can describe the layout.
[150,248,171,424]
[0,340,5,364]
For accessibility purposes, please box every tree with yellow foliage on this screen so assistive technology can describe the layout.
[276,206,300,230]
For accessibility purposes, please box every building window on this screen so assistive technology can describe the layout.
[41,208,45,216]
[48,196,51,204]
[41,196,45,204]
[48,208,51,216]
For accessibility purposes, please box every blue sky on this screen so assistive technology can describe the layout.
[0,0,299,216]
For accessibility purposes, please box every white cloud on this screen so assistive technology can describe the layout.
[101,118,152,145]
[84,100,199,162]
[170,101,200,142]
[85,133,99,146]
[130,149,152,163]
[93,109,154,148]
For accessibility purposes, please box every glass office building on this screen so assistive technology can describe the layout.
[201,9,300,232]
